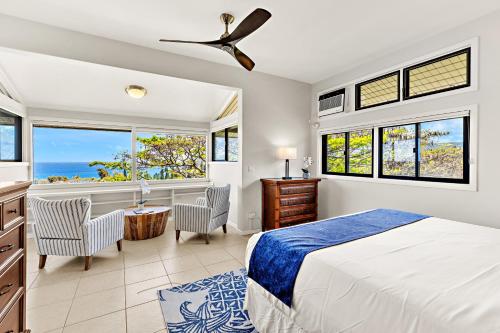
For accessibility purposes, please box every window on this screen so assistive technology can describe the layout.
[136,132,207,180]
[379,117,469,183]
[33,126,132,184]
[212,126,238,162]
[322,129,373,176]
[0,109,21,162]
[356,71,400,110]
[403,48,470,100]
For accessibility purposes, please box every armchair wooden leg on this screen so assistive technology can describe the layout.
[38,255,47,269]
[84,256,93,271]
[116,240,122,252]
[205,233,210,244]
[176,230,180,241]
[222,224,227,234]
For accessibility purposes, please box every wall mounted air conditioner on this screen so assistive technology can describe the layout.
[318,88,345,117]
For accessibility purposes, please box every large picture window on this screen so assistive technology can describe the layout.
[379,117,469,183]
[136,132,207,180]
[32,125,208,184]
[355,71,400,110]
[403,48,471,100]
[212,126,238,162]
[0,109,22,162]
[33,126,132,184]
[322,129,373,176]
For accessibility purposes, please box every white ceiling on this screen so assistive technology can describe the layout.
[1,1,500,83]
[0,48,236,122]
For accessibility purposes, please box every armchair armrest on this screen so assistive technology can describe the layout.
[174,203,212,233]
[195,197,207,206]
[83,209,125,255]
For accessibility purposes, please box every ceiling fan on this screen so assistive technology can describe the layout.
[159,8,271,71]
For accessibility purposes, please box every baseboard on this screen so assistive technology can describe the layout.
[227,220,261,235]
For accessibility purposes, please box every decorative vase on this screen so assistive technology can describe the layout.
[303,172,310,179]
[138,203,145,209]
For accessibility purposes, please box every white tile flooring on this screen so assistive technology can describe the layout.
[26,222,251,333]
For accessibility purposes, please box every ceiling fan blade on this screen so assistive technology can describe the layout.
[232,47,255,71]
[159,39,223,47]
[221,8,271,44]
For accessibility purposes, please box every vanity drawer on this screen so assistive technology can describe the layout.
[0,297,21,333]
[1,196,24,230]
[0,227,22,268]
[0,259,22,312]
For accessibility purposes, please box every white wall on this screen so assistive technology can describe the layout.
[311,10,500,228]
[0,14,311,231]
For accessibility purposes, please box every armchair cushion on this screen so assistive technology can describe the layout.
[83,209,125,255]
[174,203,212,233]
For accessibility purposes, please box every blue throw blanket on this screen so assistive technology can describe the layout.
[247,209,429,307]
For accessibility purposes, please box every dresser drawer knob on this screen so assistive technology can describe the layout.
[0,283,13,296]
[6,208,17,214]
[0,244,14,253]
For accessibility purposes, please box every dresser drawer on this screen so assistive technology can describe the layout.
[280,193,315,207]
[280,213,316,226]
[280,205,315,218]
[0,298,21,333]
[279,184,315,195]
[1,196,23,230]
[0,227,22,269]
[0,259,22,312]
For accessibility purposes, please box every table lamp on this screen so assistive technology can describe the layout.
[277,147,297,179]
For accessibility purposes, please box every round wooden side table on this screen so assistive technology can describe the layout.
[124,206,171,241]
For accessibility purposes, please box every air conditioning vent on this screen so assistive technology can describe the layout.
[318,88,345,117]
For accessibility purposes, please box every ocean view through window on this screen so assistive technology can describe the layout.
[33,126,132,184]
[33,125,207,184]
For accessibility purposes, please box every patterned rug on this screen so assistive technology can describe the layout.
[158,268,257,333]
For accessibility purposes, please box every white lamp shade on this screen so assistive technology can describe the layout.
[277,147,297,160]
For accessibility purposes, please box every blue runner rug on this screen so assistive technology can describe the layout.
[248,208,430,307]
[158,268,257,333]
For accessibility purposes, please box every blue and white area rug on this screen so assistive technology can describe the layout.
[158,268,257,333]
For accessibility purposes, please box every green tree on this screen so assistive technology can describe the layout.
[136,135,206,179]
[87,135,206,182]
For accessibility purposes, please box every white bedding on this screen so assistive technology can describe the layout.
[244,216,500,333]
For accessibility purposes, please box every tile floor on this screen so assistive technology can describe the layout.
[26,222,252,333]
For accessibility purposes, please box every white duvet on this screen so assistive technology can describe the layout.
[244,216,500,333]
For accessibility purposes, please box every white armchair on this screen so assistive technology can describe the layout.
[174,184,230,244]
[29,197,125,270]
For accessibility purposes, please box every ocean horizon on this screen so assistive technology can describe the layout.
[34,162,101,180]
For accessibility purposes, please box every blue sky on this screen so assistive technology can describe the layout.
[33,127,131,162]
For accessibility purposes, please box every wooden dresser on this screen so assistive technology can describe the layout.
[261,178,321,231]
[0,182,31,333]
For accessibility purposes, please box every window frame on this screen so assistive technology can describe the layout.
[0,109,22,162]
[30,121,210,186]
[355,71,401,111]
[321,129,374,178]
[378,116,470,184]
[403,47,471,101]
[211,126,238,162]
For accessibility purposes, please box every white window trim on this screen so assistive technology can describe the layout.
[28,118,210,189]
[316,38,479,121]
[317,105,478,191]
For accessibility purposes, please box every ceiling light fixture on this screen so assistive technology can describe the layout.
[125,85,147,99]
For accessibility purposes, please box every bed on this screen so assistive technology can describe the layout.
[244,210,500,333]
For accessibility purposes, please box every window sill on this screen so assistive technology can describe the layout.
[0,162,29,168]
[320,174,477,192]
[29,178,211,191]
